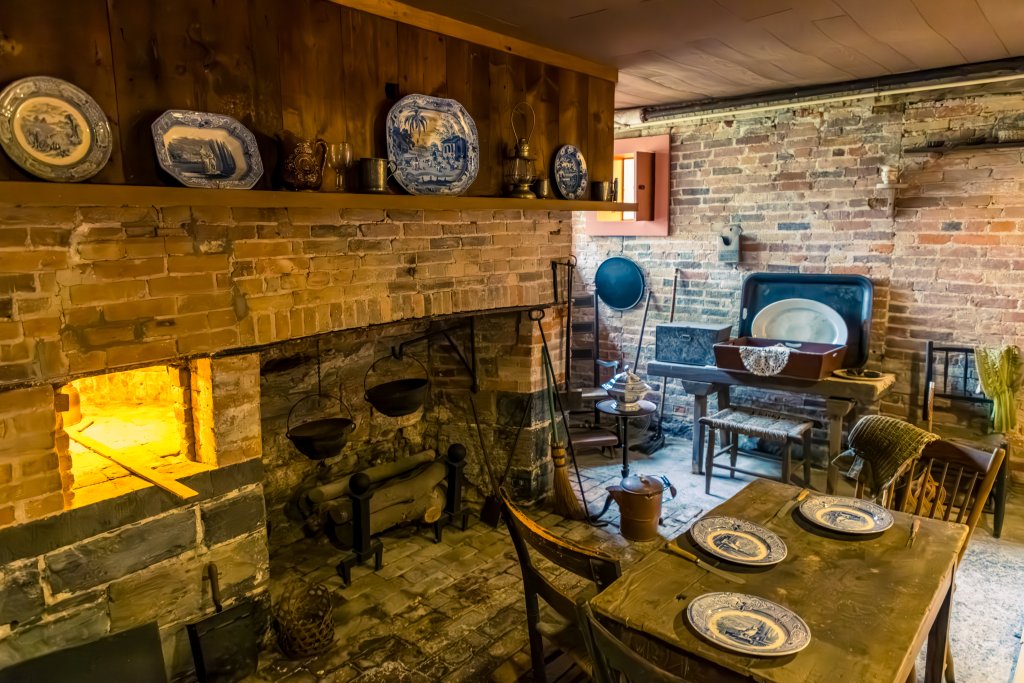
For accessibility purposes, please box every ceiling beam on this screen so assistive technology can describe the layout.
[327,0,618,83]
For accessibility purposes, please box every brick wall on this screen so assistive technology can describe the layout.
[0,206,570,386]
[574,84,1024,471]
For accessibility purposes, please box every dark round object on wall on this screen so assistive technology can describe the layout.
[595,256,646,310]
[364,378,429,417]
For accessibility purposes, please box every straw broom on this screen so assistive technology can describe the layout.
[541,342,584,520]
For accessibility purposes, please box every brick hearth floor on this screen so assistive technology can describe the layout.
[249,441,1023,683]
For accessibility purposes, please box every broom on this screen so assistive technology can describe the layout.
[541,339,584,520]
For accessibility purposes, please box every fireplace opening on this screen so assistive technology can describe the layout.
[57,364,210,508]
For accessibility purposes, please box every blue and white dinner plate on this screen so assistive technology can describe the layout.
[798,495,894,534]
[151,110,263,189]
[553,144,588,199]
[690,516,787,566]
[0,76,112,182]
[386,94,479,196]
[687,592,811,657]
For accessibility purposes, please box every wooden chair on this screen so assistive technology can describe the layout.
[876,440,1006,683]
[578,603,692,683]
[500,489,621,683]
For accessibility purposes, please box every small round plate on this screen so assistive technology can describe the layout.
[687,592,811,657]
[751,298,848,344]
[690,517,788,566]
[553,144,588,200]
[798,495,894,534]
[0,76,112,182]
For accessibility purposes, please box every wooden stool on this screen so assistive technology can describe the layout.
[701,408,814,494]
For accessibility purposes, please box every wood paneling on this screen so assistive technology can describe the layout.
[0,0,615,195]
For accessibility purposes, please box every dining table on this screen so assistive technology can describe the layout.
[589,478,968,683]
[645,361,896,493]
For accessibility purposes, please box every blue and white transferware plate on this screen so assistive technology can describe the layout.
[687,592,811,657]
[690,516,787,566]
[0,76,112,182]
[151,110,263,189]
[386,94,479,196]
[798,495,893,534]
[553,144,587,200]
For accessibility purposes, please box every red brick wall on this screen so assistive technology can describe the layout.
[574,85,1024,472]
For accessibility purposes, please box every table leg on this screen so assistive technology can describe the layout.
[825,398,855,494]
[925,578,954,683]
[682,381,719,475]
[621,417,630,478]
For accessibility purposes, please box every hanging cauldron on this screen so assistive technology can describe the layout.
[363,353,429,417]
[286,394,355,460]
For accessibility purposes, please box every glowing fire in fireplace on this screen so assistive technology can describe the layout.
[57,365,211,508]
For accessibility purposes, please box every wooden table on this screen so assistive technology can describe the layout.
[646,361,896,491]
[590,479,968,683]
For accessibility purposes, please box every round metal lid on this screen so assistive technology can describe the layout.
[595,256,645,310]
[620,474,665,495]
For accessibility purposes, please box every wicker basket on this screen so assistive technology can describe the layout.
[996,128,1024,143]
[274,582,335,658]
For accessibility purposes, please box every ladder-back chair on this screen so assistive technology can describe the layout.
[578,603,692,683]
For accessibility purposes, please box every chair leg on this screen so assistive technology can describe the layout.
[705,427,716,495]
[781,441,793,485]
[803,435,812,488]
[729,431,738,478]
[944,632,955,683]
[993,451,1007,538]
[524,592,547,683]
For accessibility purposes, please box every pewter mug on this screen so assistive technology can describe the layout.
[591,181,613,202]
[533,178,552,199]
[360,157,397,193]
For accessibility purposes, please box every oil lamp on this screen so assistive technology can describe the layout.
[504,102,537,199]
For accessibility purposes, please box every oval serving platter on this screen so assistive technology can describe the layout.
[687,592,811,657]
[0,76,112,182]
[798,495,894,534]
[751,298,848,345]
[386,93,479,196]
[151,110,263,189]
[553,144,588,200]
[690,516,787,566]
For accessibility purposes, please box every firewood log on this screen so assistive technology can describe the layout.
[306,449,436,503]
[322,461,446,524]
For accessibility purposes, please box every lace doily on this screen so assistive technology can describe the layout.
[739,344,791,376]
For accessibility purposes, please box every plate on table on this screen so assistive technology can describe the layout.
[798,495,894,534]
[386,94,479,196]
[751,298,848,344]
[690,516,787,566]
[687,592,811,657]
[0,76,112,182]
[152,110,263,189]
[553,144,588,199]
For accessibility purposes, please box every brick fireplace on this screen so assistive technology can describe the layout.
[0,204,570,678]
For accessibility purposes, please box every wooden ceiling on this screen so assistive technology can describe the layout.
[398,0,1024,107]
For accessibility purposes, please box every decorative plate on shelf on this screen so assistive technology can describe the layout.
[751,298,848,344]
[386,94,479,196]
[798,495,894,534]
[0,76,112,182]
[690,516,788,566]
[151,110,263,189]
[553,144,588,199]
[687,592,811,657]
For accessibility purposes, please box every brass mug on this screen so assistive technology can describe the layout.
[533,178,553,199]
[591,181,613,202]
[360,157,397,194]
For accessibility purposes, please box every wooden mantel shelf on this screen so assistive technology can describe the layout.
[0,182,637,213]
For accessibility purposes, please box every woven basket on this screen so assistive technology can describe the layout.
[996,129,1024,143]
[274,582,335,658]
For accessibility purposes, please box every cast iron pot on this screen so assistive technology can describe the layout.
[286,394,355,460]
[364,354,429,417]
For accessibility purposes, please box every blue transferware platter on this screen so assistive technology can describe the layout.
[386,94,479,196]
[553,144,587,200]
[0,76,112,182]
[690,516,787,566]
[798,495,893,534]
[687,592,811,657]
[151,110,263,189]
